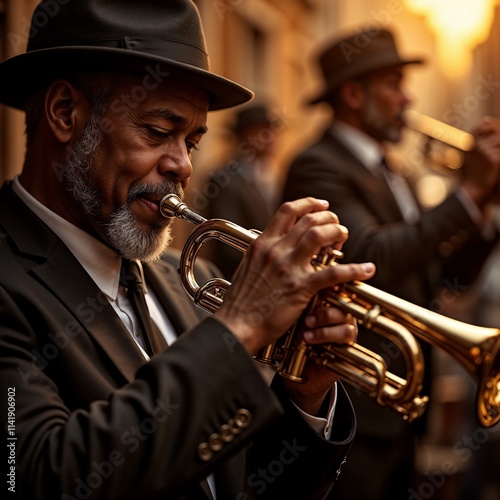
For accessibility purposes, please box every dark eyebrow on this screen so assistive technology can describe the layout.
[143,109,208,135]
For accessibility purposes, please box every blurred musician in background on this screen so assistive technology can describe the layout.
[282,27,500,500]
[202,103,281,279]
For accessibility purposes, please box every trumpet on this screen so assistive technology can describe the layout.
[160,194,500,427]
[404,110,475,152]
[404,110,475,170]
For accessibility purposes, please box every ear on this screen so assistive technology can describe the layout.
[44,80,89,144]
[340,80,366,111]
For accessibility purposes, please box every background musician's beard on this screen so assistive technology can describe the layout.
[361,94,402,143]
[61,102,178,262]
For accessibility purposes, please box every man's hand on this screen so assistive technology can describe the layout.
[462,117,500,209]
[282,305,359,416]
[213,196,375,365]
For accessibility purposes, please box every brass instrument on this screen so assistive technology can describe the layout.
[160,194,500,427]
[404,110,475,152]
[404,109,475,170]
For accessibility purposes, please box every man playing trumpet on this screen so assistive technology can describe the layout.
[0,2,376,499]
[282,27,500,500]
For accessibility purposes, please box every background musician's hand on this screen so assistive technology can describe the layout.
[462,117,500,209]
[213,197,375,358]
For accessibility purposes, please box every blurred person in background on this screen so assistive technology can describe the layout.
[282,27,500,500]
[201,103,282,279]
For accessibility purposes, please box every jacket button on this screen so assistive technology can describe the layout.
[198,442,213,462]
[234,408,252,429]
[209,433,223,451]
[438,241,453,257]
[220,424,234,442]
[228,418,242,434]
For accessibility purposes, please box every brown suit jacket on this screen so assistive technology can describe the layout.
[0,181,354,500]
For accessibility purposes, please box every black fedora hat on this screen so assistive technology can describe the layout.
[0,0,253,111]
[232,104,273,133]
[308,28,424,105]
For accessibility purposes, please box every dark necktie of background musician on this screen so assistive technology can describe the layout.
[120,259,168,355]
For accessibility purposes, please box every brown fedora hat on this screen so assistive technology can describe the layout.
[0,0,253,111]
[308,28,424,105]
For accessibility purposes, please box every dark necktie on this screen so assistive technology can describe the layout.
[120,261,213,498]
[120,259,168,355]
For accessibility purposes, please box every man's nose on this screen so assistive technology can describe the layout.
[157,145,194,185]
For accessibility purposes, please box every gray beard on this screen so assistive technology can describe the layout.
[61,107,180,262]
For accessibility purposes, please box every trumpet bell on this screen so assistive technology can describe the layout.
[478,343,500,427]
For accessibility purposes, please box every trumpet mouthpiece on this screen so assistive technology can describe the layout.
[160,194,207,225]
[160,194,185,218]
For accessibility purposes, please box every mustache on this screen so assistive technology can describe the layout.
[127,179,183,203]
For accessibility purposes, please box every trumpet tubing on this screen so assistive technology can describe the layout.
[404,109,475,152]
[160,194,500,427]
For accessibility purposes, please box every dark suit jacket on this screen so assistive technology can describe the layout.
[282,129,498,439]
[200,159,276,279]
[0,181,354,500]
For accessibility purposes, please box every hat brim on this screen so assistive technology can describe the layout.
[306,56,424,106]
[0,46,253,111]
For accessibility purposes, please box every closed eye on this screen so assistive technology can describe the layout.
[186,140,199,154]
[147,127,171,139]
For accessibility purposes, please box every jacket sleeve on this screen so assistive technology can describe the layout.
[1,289,357,500]
[243,377,356,499]
[0,293,282,500]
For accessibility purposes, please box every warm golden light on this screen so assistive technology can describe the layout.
[416,174,449,208]
[404,0,496,77]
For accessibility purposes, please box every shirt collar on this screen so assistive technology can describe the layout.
[330,120,385,175]
[12,177,122,301]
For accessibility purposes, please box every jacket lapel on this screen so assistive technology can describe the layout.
[0,183,146,382]
[32,247,147,382]
[143,260,201,336]
[322,132,406,222]
[1,183,217,499]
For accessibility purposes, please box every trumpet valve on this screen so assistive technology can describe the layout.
[255,342,281,365]
[278,340,310,383]
[312,247,344,269]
